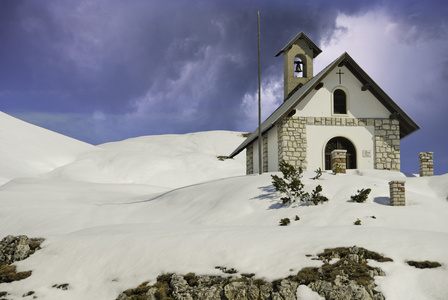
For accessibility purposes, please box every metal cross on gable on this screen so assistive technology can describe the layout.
[336,69,344,84]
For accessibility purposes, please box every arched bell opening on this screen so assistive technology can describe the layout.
[293,55,306,78]
[324,137,357,170]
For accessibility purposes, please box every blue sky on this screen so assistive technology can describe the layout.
[1,0,447,174]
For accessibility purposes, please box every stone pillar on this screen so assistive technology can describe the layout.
[419,152,434,177]
[246,144,254,175]
[263,134,268,173]
[389,181,406,206]
[331,150,347,174]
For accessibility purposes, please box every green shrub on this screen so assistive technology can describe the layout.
[271,161,306,204]
[309,185,329,205]
[279,218,291,226]
[271,161,328,205]
[332,163,342,174]
[312,168,322,180]
[354,219,361,225]
[294,215,300,221]
[350,188,372,203]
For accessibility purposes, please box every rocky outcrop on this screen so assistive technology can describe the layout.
[0,235,45,299]
[116,246,391,300]
[0,235,44,266]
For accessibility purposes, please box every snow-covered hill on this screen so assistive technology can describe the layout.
[0,112,96,185]
[0,112,447,300]
[46,131,246,188]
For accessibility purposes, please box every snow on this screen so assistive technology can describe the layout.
[0,112,447,300]
[0,112,96,185]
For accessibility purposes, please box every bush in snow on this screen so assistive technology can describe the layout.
[279,218,291,226]
[332,163,343,175]
[309,185,329,205]
[354,219,361,225]
[350,188,372,203]
[312,168,322,180]
[271,161,328,205]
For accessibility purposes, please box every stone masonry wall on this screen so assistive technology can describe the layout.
[277,116,308,170]
[276,116,400,171]
[247,116,400,174]
[246,144,253,175]
[263,134,268,173]
[374,119,400,171]
[306,117,400,170]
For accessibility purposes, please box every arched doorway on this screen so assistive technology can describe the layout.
[324,137,357,170]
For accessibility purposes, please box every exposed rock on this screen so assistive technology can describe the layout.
[0,235,44,266]
[310,277,372,300]
[0,236,44,286]
[116,247,391,300]
[273,279,299,300]
[292,247,392,300]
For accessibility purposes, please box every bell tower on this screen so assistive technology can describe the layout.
[275,32,322,100]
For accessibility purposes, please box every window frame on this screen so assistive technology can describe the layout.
[332,87,349,116]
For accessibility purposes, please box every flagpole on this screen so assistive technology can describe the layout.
[257,10,262,175]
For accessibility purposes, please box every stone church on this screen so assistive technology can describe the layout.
[229,32,419,174]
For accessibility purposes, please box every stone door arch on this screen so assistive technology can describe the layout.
[324,137,357,170]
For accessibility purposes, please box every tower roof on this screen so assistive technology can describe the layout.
[275,31,322,58]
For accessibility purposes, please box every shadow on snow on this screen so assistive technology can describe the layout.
[373,197,390,206]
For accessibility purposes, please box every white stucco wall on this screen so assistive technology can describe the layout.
[306,125,375,170]
[294,66,391,119]
[267,126,278,172]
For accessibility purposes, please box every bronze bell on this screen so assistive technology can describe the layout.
[294,61,302,73]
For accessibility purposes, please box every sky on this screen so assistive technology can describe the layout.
[0,0,447,175]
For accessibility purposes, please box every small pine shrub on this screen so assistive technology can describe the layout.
[350,188,372,203]
[279,218,291,226]
[313,168,322,180]
[271,161,306,204]
[332,163,342,174]
[294,215,300,221]
[354,219,361,225]
[271,161,328,205]
[309,185,329,205]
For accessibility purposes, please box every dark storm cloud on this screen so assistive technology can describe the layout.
[0,0,374,116]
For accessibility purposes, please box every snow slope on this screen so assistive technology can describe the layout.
[0,117,447,300]
[0,112,96,185]
[46,131,246,188]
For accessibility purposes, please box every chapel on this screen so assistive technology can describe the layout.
[229,32,419,174]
